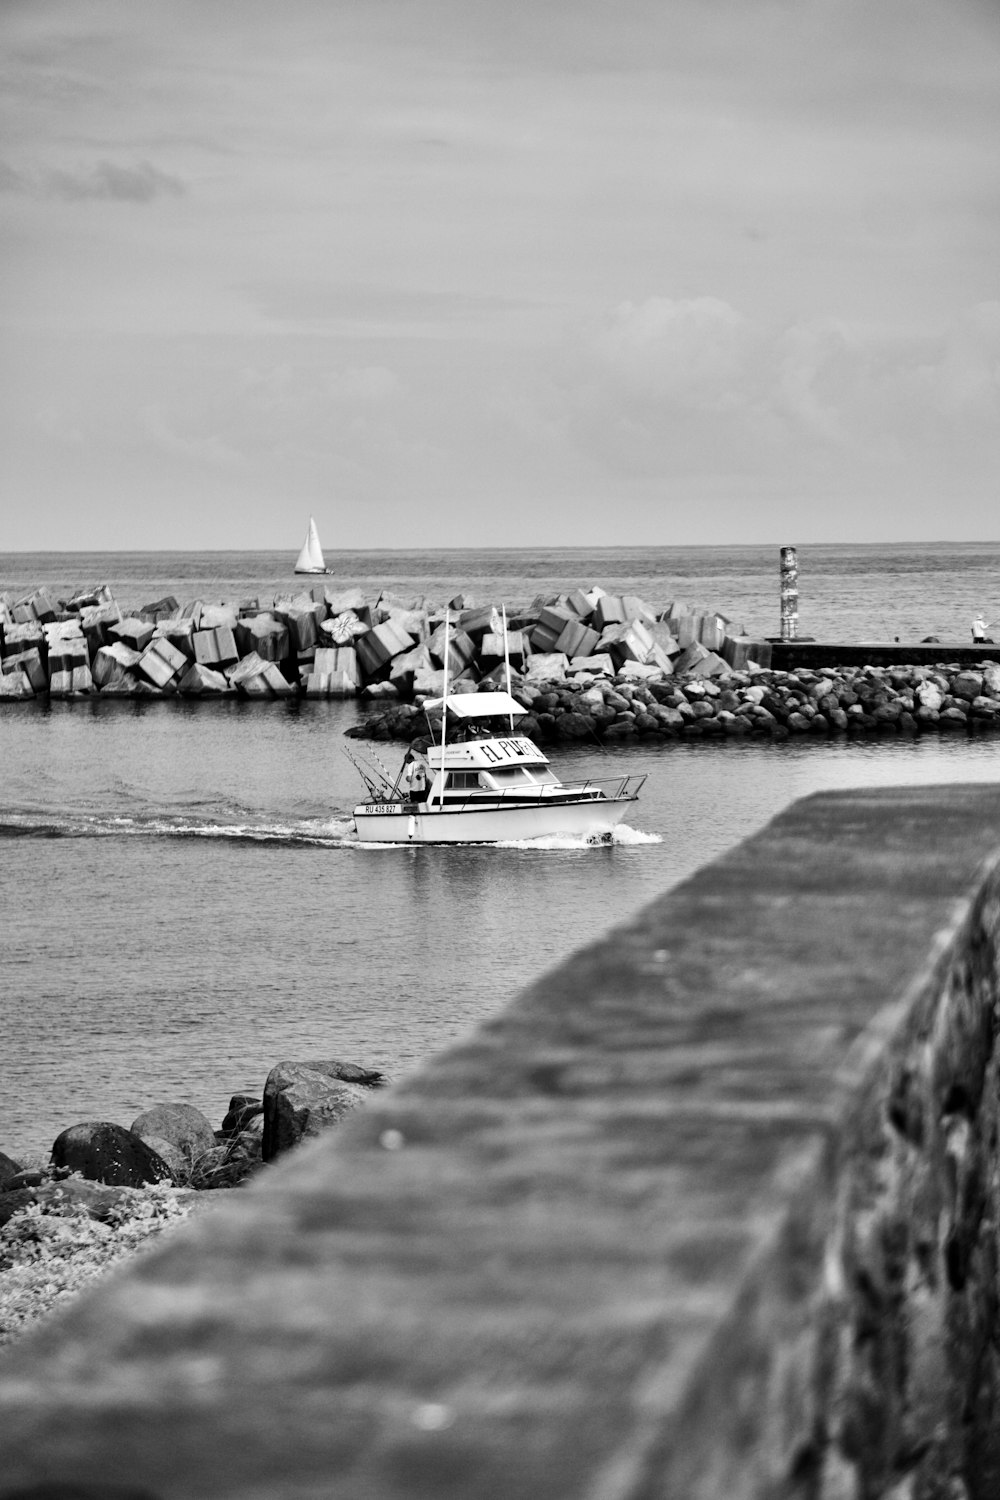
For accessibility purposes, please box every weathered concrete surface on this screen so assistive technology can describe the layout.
[770,639,1000,670]
[3,785,1000,1498]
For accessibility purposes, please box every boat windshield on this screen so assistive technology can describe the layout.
[484,766,560,787]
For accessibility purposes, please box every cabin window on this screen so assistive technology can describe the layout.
[446,771,482,789]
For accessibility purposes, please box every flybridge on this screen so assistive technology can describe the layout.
[423,691,527,720]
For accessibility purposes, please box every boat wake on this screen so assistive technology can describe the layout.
[492,822,661,850]
[0,811,359,849]
[0,812,658,852]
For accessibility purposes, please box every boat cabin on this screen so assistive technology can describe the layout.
[414,693,594,806]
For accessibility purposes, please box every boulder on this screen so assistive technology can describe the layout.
[189,1130,263,1190]
[50,1122,175,1187]
[916,680,944,713]
[555,711,596,740]
[137,1134,189,1180]
[221,1094,264,1138]
[0,1177,125,1229]
[262,1059,386,1163]
[951,671,983,702]
[130,1103,217,1165]
[0,1147,24,1188]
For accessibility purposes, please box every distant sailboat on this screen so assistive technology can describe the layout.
[294,516,329,575]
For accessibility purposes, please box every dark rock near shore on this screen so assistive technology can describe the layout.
[0,1176,134,1229]
[189,1129,263,1190]
[262,1060,386,1163]
[220,1094,264,1139]
[0,1149,24,1188]
[51,1123,175,1188]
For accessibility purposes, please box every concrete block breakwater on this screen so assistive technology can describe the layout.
[5,582,1000,751]
[0,579,752,702]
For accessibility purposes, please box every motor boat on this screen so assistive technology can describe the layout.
[350,688,645,845]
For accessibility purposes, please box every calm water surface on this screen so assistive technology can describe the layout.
[2,544,1000,1156]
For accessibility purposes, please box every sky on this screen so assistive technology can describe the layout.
[2,0,998,550]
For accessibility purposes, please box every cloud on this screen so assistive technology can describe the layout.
[44,159,185,202]
[561,296,1000,490]
[594,297,762,412]
[137,402,245,471]
[0,160,27,193]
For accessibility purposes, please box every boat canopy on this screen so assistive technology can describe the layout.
[425,691,527,720]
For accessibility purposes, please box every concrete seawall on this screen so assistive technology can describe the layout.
[3,784,1000,1498]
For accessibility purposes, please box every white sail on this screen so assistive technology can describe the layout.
[294,516,327,574]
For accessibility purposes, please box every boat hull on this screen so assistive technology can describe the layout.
[353,794,637,844]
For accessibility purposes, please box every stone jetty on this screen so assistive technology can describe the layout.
[4,582,1000,750]
[351,659,1000,746]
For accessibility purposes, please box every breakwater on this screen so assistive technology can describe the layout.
[5,584,1000,754]
[354,660,1000,744]
[0,579,748,701]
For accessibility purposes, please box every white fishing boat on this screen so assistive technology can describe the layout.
[294,516,329,575]
[349,609,645,845]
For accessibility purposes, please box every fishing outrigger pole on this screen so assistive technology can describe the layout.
[341,746,394,800]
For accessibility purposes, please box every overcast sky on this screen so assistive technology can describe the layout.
[2,0,998,550]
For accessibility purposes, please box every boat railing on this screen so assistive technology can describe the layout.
[361,772,647,813]
[570,773,647,801]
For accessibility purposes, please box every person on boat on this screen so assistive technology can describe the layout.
[972,614,994,643]
[402,749,429,802]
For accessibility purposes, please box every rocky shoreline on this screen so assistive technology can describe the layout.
[0,1059,385,1347]
[352,660,1000,745]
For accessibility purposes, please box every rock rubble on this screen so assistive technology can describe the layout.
[0,1056,387,1224]
[351,660,1000,745]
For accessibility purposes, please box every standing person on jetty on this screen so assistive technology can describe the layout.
[972,614,994,643]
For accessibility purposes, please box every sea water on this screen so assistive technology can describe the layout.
[2,543,999,1156]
